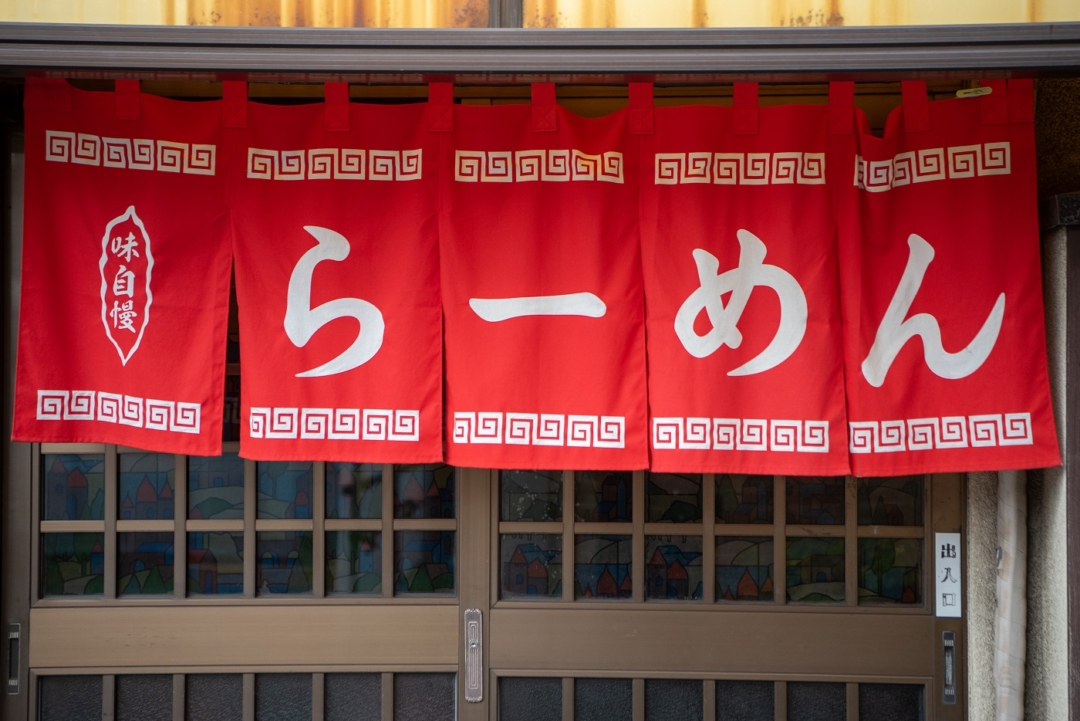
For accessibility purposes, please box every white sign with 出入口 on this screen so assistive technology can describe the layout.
[935,532,962,618]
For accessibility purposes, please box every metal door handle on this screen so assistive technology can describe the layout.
[464,609,482,703]
[7,623,20,695]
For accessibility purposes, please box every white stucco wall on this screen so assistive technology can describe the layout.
[968,469,999,720]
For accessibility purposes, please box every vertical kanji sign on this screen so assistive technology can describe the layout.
[13,79,232,455]
[440,84,648,469]
[229,83,443,462]
[841,81,1060,475]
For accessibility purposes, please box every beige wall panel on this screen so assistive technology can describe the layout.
[490,608,934,677]
[29,605,458,668]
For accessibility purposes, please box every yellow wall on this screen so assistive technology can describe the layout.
[0,0,1076,27]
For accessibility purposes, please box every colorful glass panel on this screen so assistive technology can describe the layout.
[500,533,562,599]
[395,531,455,594]
[716,536,774,603]
[575,471,632,522]
[857,476,924,526]
[41,532,104,597]
[188,454,244,520]
[501,470,562,521]
[646,473,702,523]
[786,477,845,525]
[118,532,174,596]
[858,539,923,605]
[326,531,382,595]
[575,534,632,600]
[257,462,313,519]
[786,538,845,603]
[43,453,104,520]
[394,465,455,519]
[257,531,312,594]
[716,475,773,524]
[119,453,175,521]
[645,535,703,601]
[326,463,382,519]
[187,531,244,595]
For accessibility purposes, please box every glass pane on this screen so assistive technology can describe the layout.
[188,532,244,595]
[716,475,772,524]
[326,531,382,595]
[499,677,561,721]
[257,461,313,519]
[716,680,774,721]
[326,673,380,721]
[118,453,175,520]
[42,532,104,597]
[716,536,774,602]
[786,477,845,525]
[501,470,562,521]
[576,678,632,721]
[394,464,455,519]
[116,674,171,721]
[394,673,455,721]
[858,539,923,605]
[39,675,101,721]
[500,534,562,599]
[187,674,243,721]
[118,532,174,596]
[223,374,241,442]
[646,535,703,601]
[787,682,846,721]
[188,453,245,520]
[575,534,632,600]
[326,463,382,519]
[576,471,633,522]
[646,679,703,721]
[646,473,702,523]
[857,477,924,526]
[256,674,311,721]
[43,453,104,520]
[859,684,925,721]
[786,538,845,603]
[395,531,455,594]
[258,531,312,595]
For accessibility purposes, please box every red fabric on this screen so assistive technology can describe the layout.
[13,79,231,455]
[230,96,442,462]
[441,101,648,469]
[842,87,1061,475]
[641,103,850,474]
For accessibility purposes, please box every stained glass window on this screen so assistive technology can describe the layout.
[716,475,772,524]
[857,477,924,526]
[646,473,702,523]
[501,470,562,521]
[786,538,845,603]
[326,531,382,595]
[786,477,845,525]
[118,532,174,596]
[257,531,312,594]
[326,463,382,519]
[257,462,313,519]
[716,536,774,602]
[645,536,703,601]
[394,465,455,519]
[395,531,455,594]
[576,471,632,522]
[500,534,562,599]
[187,531,244,595]
[188,454,244,520]
[42,532,104,597]
[119,453,174,521]
[43,454,104,520]
[575,534,632,599]
[858,539,923,605]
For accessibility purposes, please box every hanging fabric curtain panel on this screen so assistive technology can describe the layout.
[12,78,1061,476]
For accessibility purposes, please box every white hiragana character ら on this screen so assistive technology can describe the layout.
[109,299,137,333]
[112,264,136,298]
[110,231,140,263]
